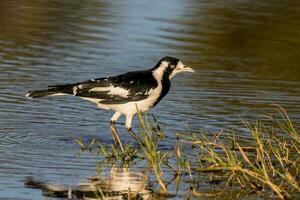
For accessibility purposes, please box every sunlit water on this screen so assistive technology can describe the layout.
[0,0,300,199]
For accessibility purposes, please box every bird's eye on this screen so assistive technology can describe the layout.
[170,65,175,69]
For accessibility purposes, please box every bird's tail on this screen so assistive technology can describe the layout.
[26,84,75,98]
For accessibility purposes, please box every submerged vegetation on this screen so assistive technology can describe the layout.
[73,106,300,199]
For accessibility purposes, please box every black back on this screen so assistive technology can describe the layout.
[47,56,181,106]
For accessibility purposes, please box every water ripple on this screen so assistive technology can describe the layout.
[1,0,300,199]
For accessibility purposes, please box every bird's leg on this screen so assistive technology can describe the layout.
[125,115,145,147]
[110,121,124,151]
[110,112,124,153]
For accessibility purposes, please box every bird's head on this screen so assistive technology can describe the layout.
[152,56,195,81]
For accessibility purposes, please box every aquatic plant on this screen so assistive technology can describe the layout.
[135,112,168,192]
[75,105,299,199]
[180,105,300,199]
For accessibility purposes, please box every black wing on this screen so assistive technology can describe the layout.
[59,70,158,104]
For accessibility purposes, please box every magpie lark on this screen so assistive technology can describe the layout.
[26,56,194,147]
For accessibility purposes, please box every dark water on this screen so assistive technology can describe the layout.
[0,0,300,199]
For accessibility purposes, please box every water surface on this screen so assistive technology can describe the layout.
[0,0,300,199]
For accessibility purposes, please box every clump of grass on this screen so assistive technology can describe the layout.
[74,112,170,192]
[73,137,96,151]
[180,106,300,199]
[73,136,138,166]
[74,106,299,199]
[97,142,138,165]
[136,112,168,192]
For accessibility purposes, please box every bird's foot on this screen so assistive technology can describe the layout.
[110,121,124,153]
[127,128,145,147]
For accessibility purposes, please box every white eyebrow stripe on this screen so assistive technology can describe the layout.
[89,85,130,98]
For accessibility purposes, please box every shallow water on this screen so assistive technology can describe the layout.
[0,0,300,199]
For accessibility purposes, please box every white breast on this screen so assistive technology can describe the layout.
[92,61,168,115]
[96,84,162,115]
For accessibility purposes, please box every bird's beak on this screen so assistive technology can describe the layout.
[169,62,195,80]
[181,66,195,73]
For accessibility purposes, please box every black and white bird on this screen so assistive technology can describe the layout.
[26,56,194,146]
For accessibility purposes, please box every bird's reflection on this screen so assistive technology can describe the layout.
[25,166,153,199]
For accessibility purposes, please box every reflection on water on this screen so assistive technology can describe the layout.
[25,166,152,199]
[0,0,300,199]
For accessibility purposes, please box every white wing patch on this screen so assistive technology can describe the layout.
[73,86,78,95]
[89,84,130,98]
[144,88,153,95]
[50,93,68,97]
[73,84,83,95]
